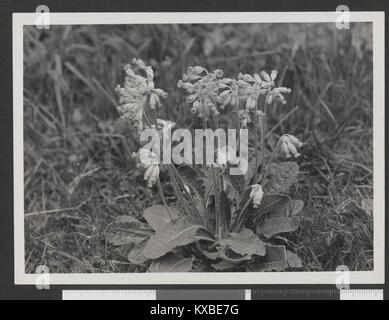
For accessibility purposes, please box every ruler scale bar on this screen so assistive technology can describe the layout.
[340,289,383,300]
[157,289,247,300]
[252,289,340,300]
[62,290,157,300]
[62,289,249,300]
[62,289,384,300]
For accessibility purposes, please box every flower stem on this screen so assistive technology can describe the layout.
[156,176,173,220]
[215,115,226,237]
[258,90,271,183]
[169,162,200,217]
[254,99,259,183]
[233,197,253,232]
[203,120,220,237]
[261,136,282,183]
[151,108,191,216]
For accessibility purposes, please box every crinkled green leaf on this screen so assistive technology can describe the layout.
[256,196,304,220]
[105,215,153,246]
[128,238,149,264]
[143,217,205,259]
[288,200,304,216]
[218,245,252,263]
[264,162,299,194]
[220,228,266,257]
[286,250,303,268]
[212,260,237,271]
[249,245,288,272]
[143,205,181,232]
[196,241,220,260]
[258,216,300,238]
[149,254,194,272]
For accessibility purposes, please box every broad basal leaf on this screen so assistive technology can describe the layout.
[220,228,266,257]
[212,260,237,271]
[105,215,153,246]
[257,216,300,238]
[149,254,194,272]
[143,205,182,232]
[196,241,220,260]
[143,217,205,259]
[249,244,288,272]
[263,162,299,194]
[286,250,303,268]
[287,200,304,216]
[128,238,149,264]
[218,245,252,264]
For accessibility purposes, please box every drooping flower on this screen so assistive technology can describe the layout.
[178,67,224,120]
[236,72,267,105]
[238,109,251,127]
[267,87,292,105]
[217,78,240,111]
[250,184,264,208]
[260,70,277,88]
[115,58,168,131]
[279,134,303,158]
[132,148,160,187]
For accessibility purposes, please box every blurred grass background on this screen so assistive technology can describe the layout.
[24,23,373,273]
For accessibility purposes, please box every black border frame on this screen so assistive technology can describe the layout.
[0,0,387,300]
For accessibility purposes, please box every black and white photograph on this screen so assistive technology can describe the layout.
[13,12,384,284]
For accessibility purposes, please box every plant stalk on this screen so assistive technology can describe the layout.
[156,177,173,220]
[203,119,220,237]
[254,98,260,184]
[151,108,192,216]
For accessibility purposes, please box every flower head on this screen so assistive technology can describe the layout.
[115,58,168,131]
[260,70,278,88]
[235,70,278,110]
[279,134,303,158]
[178,67,224,120]
[267,87,292,105]
[216,79,240,111]
[132,148,160,187]
[250,184,264,208]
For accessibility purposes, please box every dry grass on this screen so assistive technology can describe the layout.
[24,23,373,273]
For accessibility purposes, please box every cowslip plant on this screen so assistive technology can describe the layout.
[105,58,305,272]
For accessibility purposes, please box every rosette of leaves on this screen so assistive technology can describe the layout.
[106,156,304,272]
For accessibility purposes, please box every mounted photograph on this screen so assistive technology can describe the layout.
[13,12,385,284]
